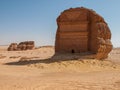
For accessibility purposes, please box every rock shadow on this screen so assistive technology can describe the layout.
[5,53,95,66]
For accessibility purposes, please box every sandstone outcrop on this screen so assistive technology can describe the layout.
[8,43,18,51]
[55,7,113,59]
[8,41,35,51]
[17,41,35,50]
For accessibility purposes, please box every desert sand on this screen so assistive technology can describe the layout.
[0,46,120,90]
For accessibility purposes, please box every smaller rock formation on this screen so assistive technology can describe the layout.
[8,43,18,51]
[8,41,35,51]
[17,41,35,50]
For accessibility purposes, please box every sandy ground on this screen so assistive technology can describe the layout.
[0,46,120,90]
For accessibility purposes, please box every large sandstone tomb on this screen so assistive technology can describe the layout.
[8,41,35,51]
[55,7,113,59]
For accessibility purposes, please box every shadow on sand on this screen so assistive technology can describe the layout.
[5,53,95,66]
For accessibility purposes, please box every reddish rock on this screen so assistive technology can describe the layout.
[8,41,35,51]
[55,7,113,59]
[8,43,18,51]
[18,41,35,50]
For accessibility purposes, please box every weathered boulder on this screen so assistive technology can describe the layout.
[18,41,35,50]
[8,41,35,51]
[55,7,113,59]
[8,43,18,51]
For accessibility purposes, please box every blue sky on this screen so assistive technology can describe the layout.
[0,0,120,47]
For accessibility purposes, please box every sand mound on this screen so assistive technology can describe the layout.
[29,59,120,72]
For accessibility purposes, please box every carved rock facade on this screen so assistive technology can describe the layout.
[8,41,35,51]
[55,7,113,59]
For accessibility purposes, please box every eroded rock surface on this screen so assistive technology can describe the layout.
[8,43,18,51]
[17,41,35,50]
[55,7,113,59]
[8,41,35,51]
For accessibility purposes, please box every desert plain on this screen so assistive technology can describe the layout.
[0,46,120,90]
